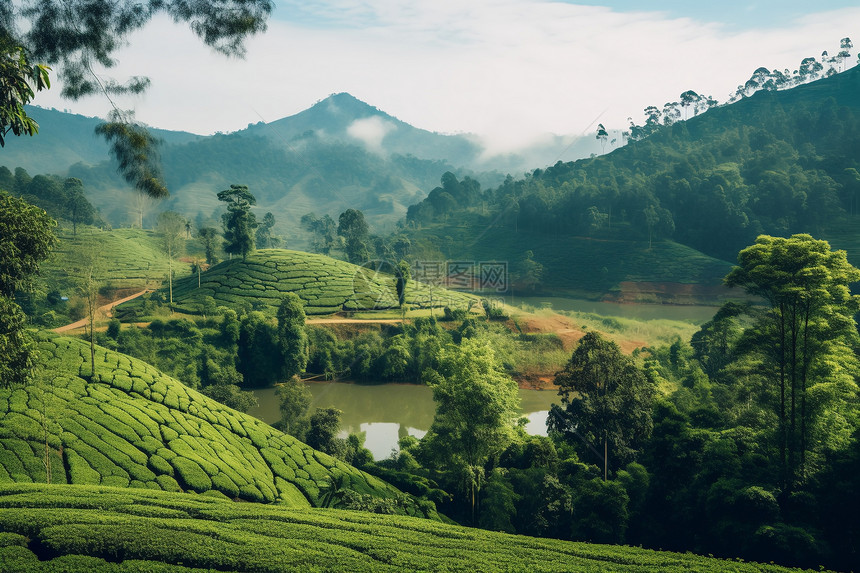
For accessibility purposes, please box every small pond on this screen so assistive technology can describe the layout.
[249,382,559,460]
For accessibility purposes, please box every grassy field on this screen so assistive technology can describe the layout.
[0,482,823,573]
[0,333,412,511]
[139,249,479,317]
[410,223,734,299]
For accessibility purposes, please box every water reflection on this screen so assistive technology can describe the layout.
[249,382,558,460]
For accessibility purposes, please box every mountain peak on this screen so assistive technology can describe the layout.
[246,92,403,143]
[306,92,396,123]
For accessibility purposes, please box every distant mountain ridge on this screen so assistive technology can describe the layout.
[1,106,202,174]
[1,94,600,236]
[244,93,485,167]
[243,92,609,172]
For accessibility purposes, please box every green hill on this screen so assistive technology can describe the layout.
[409,221,735,301]
[403,66,860,297]
[41,227,193,293]
[146,249,477,316]
[6,96,601,235]
[0,106,201,175]
[0,334,410,509]
[0,483,817,573]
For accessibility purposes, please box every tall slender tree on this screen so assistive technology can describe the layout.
[725,234,860,492]
[197,227,220,265]
[256,212,279,249]
[157,211,185,306]
[0,191,56,387]
[277,293,309,381]
[337,209,370,264]
[420,339,521,524]
[218,185,257,260]
[64,178,94,236]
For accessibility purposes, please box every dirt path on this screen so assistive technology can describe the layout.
[514,311,646,354]
[306,318,404,325]
[515,313,586,350]
[53,290,148,333]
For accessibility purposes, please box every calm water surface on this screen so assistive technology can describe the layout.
[249,383,559,460]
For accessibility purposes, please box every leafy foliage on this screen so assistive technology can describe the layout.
[418,339,521,523]
[338,208,371,264]
[95,117,168,199]
[0,33,50,147]
[0,190,57,387]
[0,296,35,388]
[0,190,57,297]
[724,234,860,491]
[277,293,309,380]
[401,68,860,297]
[218,184,257,260]
[549,332,655,477]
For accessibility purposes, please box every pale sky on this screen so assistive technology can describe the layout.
[32,0,860,154]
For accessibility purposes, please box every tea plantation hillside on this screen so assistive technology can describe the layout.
[0,483,821,573]
[42,227,192,292]
[154,249,478,316]
[0,334,414,512]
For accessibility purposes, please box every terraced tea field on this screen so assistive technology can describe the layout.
[43,227,192,291]
[0,483,821,572]
[0,334,410,510]
[164,249,478,316]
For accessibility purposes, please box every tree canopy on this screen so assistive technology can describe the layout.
[0,190,57,297]
[725,234,860,491]
[0,33,50,147]
[337,208,370,264]
[0,191,57,387]
[419,338,521,523]
[549,331,655,479]
[218,184,257,260]
[277,293,309,381]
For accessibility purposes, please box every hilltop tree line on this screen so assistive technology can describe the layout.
[0,166,99,233]
[627,38,856,142]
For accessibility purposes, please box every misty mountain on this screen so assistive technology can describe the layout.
[0,106,202,174]
[243,93,608,172]
[1,94,602,238]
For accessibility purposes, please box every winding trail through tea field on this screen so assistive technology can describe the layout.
[53,290,149,333]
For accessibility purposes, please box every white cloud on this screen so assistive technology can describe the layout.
[31,1,860,153]
[346,116,396,152]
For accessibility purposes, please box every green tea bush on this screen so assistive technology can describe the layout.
[133,249,477,317]
[0,483,823,572]
[1,335,409,509]
[169,457,211,491]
